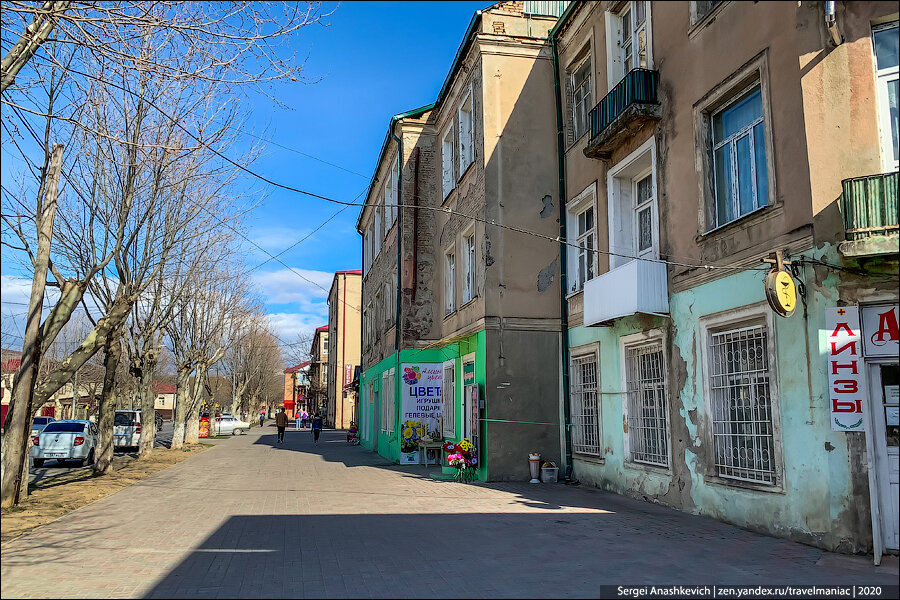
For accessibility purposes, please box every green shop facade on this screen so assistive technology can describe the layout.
[358,332,488,480]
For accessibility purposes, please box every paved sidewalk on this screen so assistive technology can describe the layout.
[2,425,897,599]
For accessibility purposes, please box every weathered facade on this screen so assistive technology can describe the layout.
[357,0,566,480]
[326,270,362,430]
[554,0,898,557]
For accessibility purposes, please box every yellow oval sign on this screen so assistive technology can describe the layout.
[766,270,796,317]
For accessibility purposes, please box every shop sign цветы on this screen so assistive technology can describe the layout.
[826,306,867,432]
[861,304,899,358]
[399,364,443,464]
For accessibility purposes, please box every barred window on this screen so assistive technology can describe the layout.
[708,323,777,485]
[625,342,668,467]
[570,353,600,455]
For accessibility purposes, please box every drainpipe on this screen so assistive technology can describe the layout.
[551,32,574,481]
[824,1,843,46]
[390,118,403,437]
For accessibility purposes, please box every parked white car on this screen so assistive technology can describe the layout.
[114,410,143,449]
[31,420,98,467]
[214,415,250,436]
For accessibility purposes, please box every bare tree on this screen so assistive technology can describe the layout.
[2,1,328,95]
[167,264,247,448]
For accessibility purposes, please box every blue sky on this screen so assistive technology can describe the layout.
[1,1,491,353]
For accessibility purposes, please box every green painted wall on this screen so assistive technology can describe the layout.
[566,244,885,551]
[359,331,487,477]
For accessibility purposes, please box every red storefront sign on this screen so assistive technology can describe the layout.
[826,306,866,432]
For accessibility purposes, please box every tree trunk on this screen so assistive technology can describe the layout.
[184,370,205,444]
[94,337,122,475]
[0,143,63,508]
[137,352,158,458]
[171,367,191,450]
[32,293,134,406]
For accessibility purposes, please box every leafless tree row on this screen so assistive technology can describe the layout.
[0,1,323,507]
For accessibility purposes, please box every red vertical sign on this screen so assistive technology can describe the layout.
[826,306,866,432]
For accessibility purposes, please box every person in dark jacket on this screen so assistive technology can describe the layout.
[275,408,288,443]
[311,413,323,445]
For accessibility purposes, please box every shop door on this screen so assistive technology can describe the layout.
[372,384,379,453]
[869,363,899,551]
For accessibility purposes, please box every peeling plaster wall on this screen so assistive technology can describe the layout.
[568,243,896,552]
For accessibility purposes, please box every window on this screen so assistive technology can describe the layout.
[381,368,395,434]
[442,362,456,438]
[374,197,383,256]
[706,320,778,485]
[444,250,455,316]
[617,2,649,79]
[570,55,592,141]
[576,207,595,289]
[566,184,597,293]
[874,22,899,171]
[363,228,371,273]
[383,281,392,329]
[709,84,768,230]
[691,0,722,26]
[374,290,382,337]
[608,138,657,270]
[624,341,668,467]
[458,90,475,174]
[463,232,476,304]
[570,352,600,455]
[385,156,399,228]
[442,127,455,198]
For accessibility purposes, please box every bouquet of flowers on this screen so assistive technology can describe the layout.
[444,438,477,482]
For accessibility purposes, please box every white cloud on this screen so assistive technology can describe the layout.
[267,312,327,345]
[252,267,334,305]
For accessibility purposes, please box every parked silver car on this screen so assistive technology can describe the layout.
[31,420,98,467]
[214,415,250,436]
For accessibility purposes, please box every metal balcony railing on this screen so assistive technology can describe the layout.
[840,172,899,241]
[589,68,659,141]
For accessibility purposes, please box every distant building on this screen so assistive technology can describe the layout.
[283,361,310,419]
[153,382,177,420]
[308,326,329,419]
[327,270,362,430]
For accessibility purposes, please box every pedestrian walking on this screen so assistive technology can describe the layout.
[259,410,265,428]
[311,413,323,445]
[301,409,309,428]
[275,408,288,443]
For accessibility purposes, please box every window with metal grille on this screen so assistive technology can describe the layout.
[570,353,600,455]
[625,342,668,467]
[707,323,777,485]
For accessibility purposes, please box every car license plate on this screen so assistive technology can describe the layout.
[44,452,66,458]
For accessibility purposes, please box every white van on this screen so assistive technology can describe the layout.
[113,410,143,449]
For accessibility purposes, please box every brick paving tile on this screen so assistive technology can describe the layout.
[2,427,898,599]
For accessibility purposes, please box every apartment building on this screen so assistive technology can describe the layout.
[553,0,897,557]
[356,0,566,480]
[308,325,329,420]
[327,270,362,429]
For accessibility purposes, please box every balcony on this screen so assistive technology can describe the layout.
[838,172,899,258]
[583,259,668,326]
[584,68,660,161]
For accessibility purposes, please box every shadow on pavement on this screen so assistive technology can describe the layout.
[140,511,900,599]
